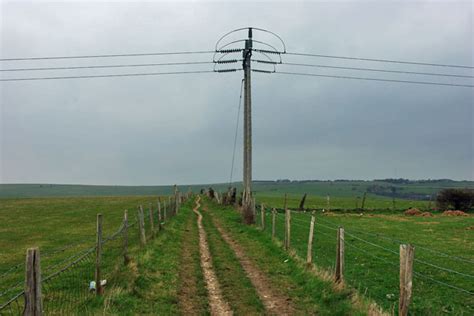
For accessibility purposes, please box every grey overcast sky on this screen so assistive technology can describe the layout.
[0,0,473,185]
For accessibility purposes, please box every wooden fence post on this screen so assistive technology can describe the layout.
[271,208,276,240]
[163,200,167,221]
[138,206,146,246]
[327,195,331,212]
[399,244,415,316]
[335,227,344,283]
[260,204,265,230]
[176,192,181,214]
[284,208,291,250]
[123,210,130,265]
[306,213,316,265]
[157,200,162,231]
[95,214,103,295]
[168,196,173,216]
[24,247,42,315]
[149,203,155,238]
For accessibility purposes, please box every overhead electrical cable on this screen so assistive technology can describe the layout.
[0,61,215,72]
[1,70,216,82]
[0,50,215,61]
[286,52,474,69]
[229,79,245,186]
[270,71,474,88]
[281,62,474,79]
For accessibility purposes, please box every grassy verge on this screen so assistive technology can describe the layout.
[204,200,367,316]
[88,202,195,315]
[254,205,474,314]
[201,208,266,314]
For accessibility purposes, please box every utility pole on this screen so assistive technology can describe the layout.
[214,27,285,223]
[242,28,253,210]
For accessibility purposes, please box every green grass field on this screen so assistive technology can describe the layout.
[251,201,474,315]
[1,183,473,315]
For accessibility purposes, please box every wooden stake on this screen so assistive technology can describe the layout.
[24,247,42,315]
[260,204,265,230]
[335,227,344,283]
[361,192,367,211]
[95,214,103,295]
[149,203,155,238]
[163,200,167,221]
[399,244,415,316]
[306,213,315,265]
[138,206,146,246]
[285,208,291,250]
[327,195,331,212]
[157,199,162,231]
[123,210,130,265]
[272,208,276,241]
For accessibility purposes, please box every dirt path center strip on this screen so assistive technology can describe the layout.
[193,196,233,316]
[211,215,294,315]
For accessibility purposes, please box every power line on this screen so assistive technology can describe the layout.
[1,70,216,82]
[282,62,474,79]
[0,61,215,72]
[0,50,215,62]
[286,52,474,69]
[229,79,244,186]
[271,71,474,88]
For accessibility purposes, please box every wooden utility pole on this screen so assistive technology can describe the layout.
[242,27,253,217]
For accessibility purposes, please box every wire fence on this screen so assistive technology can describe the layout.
[0,191,190,315]
[253,202,474,315]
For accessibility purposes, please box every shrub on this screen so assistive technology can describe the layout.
[436,189,474,212]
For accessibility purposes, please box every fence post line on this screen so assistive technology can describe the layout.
[285,208,291,250]
[95,214,103,295]
[272,208,276,241]
[399,244,415,316]
[335,227,345,283]
[138,206,146,246]
[24,247,42,315]
[149,203,155,238]
[157,199,162,231]
[123,210,130,265]
[306,212,316,265]
[260,204,265,230]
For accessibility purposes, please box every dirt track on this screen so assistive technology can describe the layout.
[211,216,294,315]
[192,196,232,316]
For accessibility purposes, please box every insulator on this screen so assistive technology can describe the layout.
[217,48,243,53]
[253,59,279,65]
[252,69,274,74]
[253,49,283,55]
[216,59,238,64]
[216,69,238,73]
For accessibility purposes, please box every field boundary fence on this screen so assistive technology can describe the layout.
[0,188,192,315]
[249,198,474,315]
[209,188,473,315]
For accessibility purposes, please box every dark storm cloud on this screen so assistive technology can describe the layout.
[1,0,473,185]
